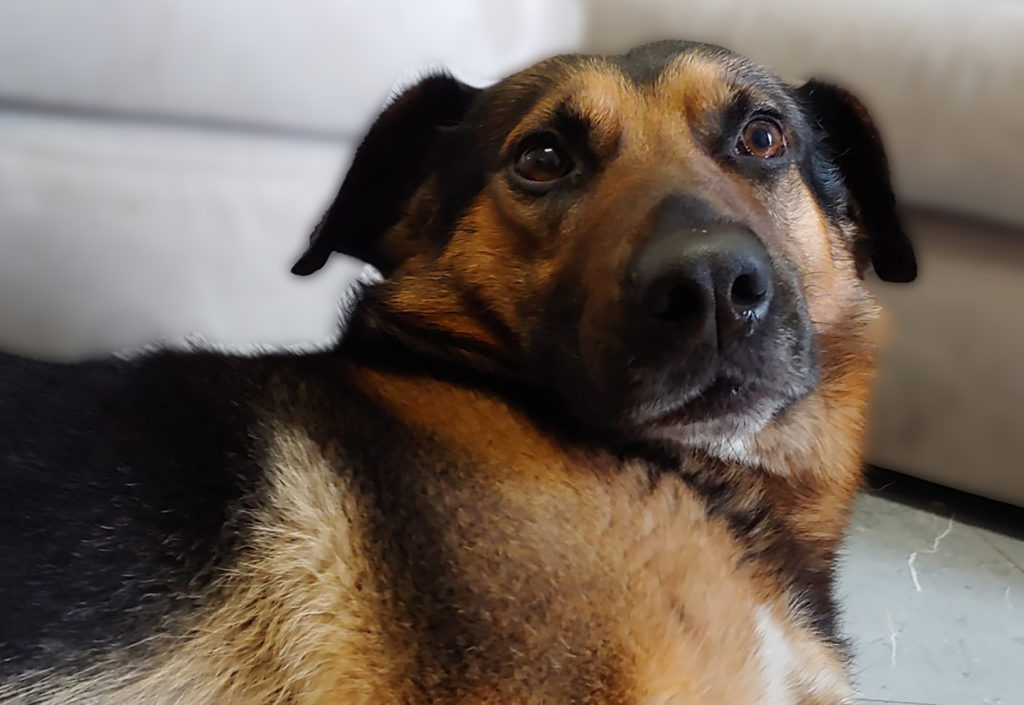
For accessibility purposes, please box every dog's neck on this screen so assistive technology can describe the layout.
[341,281,510,372]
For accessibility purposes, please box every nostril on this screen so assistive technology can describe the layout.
[647,279,705,323]
[730,272,768,309]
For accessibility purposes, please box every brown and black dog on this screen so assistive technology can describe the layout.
[0,41,915,703]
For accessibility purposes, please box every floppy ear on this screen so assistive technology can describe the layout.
[291,74,481,276]
[796,79,917,283]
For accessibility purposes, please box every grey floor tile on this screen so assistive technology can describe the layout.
[838,494,1024,705]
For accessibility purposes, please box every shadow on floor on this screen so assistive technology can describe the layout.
[866,466,1024,542]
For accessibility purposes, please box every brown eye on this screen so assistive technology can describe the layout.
[514,138,572,183]
[738,119,786,159]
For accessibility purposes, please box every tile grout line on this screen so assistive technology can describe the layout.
[970,525,1024,575]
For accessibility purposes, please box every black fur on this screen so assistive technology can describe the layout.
[292,71,565,278]
[795,79,918,282]
[0,352,266,673]
[291,74,482,276]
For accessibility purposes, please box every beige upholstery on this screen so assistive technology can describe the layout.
[869,212,1024,505]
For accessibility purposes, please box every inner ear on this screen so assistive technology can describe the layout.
[292,74,481,276]
[796,79,917,283]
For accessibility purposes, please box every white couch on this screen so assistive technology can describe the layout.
[1,0,1021,505]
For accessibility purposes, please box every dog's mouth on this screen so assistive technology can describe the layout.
[674,373,761,418]
[625,363,815,445]
[632,372,764,423]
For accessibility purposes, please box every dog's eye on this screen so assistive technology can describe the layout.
[514,138,572,183]
[737,119,786,159]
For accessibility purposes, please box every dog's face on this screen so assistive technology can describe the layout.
[296,41,915,450]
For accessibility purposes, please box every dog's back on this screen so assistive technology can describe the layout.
[0,352,261,674]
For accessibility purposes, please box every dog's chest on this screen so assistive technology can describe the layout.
[330,372,850,702]
[378,445,801,702]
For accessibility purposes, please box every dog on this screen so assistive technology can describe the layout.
[0,40,916,704]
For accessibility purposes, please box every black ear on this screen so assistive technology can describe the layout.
[796,79,917,283]
[292,74,481,276]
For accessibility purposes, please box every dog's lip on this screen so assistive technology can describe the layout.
[702,374,748,398]
[631,372,778,428]
[667,373,755,416]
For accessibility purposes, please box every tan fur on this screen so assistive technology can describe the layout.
[139,424,411,705]
[345,368,853,704]
[659,54,739,131]
[501,62,630,159]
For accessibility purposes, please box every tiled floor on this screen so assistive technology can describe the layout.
[839,471,1024,705]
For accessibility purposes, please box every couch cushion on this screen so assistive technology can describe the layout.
[0,0,584,136]
[868,211,1024,506]
[0,109,358,358]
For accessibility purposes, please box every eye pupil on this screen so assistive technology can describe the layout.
[514,140,572,183]
[751,127,772,150]
[529,147,563,174]
[739,119,785,159]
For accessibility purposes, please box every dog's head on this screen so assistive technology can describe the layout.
[295,41,915,453]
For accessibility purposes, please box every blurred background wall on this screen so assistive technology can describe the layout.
[0,0,1021,505]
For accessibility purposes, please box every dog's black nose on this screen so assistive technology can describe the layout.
[631,225,774,347]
